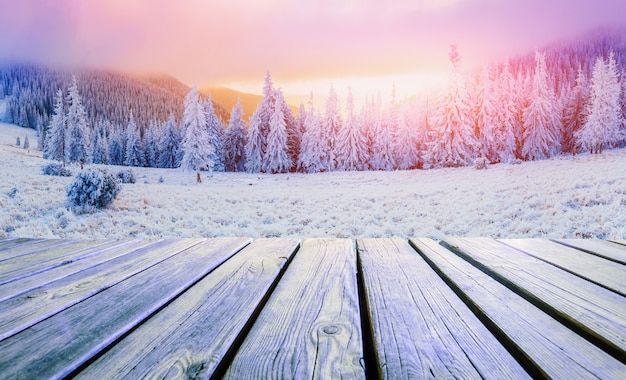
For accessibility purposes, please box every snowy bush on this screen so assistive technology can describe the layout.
[66,168,121,211]
[42,163,72,177]
[117,169,136,184]
[474,157,488,170]
[511,158,523,165]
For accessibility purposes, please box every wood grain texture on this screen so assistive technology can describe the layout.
[0,238,153,302]
[0,239,119,285]
[553,239,626,264]
[224,238,364,379]
[0,238,42,252]
[76,238,299,379]
[0,238,250,379]
[0,239,80,262]
[502,238,626,296]
[0,239,204,341]
[358,238,529,379]
[411,238,626,379]
[443,237,626,355]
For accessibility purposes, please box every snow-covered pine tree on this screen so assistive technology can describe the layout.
[394,104,421,170]
[125,111,144,167]
[521,51,562,160]
[335,88,368,171]
[23,135,29,150]
[277,89,300,171]
[562,67,589,154]
[158,113,183,168]
[143,120,159,167]
[108,129,125,166]
[324,85,342,170]
[65,75,90,166]
[298,94,326,173]
[475,65,500,161]
[372,91,396,170]
[223,98,247,172]
[43,88,66,163]
[91,121,109,164]
[244,111,264,173]
[244,72,275,172]
[180,85,213,181]
[204,97,225,171]
[431,45,478,167]
[495,60,520,162]
[576,53,625,153]
[263,91,292,173]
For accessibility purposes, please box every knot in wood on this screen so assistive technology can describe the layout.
[321,325,341,335]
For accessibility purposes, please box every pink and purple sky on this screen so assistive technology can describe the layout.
[1,0,625,104]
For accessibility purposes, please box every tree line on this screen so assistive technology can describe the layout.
[4,30,626,173]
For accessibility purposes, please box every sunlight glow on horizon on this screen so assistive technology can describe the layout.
[220,70,449,109]
[1,0,625,106]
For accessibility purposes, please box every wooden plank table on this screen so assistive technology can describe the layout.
[0,237,624,379]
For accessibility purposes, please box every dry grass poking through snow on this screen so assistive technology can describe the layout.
[1,121,625,240]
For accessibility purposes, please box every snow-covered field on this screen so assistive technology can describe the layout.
[1,112,625,240]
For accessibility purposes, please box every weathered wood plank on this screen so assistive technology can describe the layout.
[411,238,626,379]
[0,239,205,341]
[0,238,250,379]
[76,238,300,379]
[0,239,129,286]
[442,237,626,359]
[224,238,364,379]
[358,238,529,379]
[553,239,626,265]
[0,239,80,261]
[502,238,626,296]
[0,238,153,302]
[0,238,41,251]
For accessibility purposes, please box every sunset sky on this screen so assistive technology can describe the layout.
[1,0,625,105]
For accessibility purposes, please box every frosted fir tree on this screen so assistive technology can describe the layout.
[298,94,326,173]
[372,91,396,171]
[324,85,342,170]
[576,54,625,154]
[277,89,300,171]
[431,45,478,167]
[495,60,520,162]
[43,89,66,163]
[23,135,29,150]
[125,111,144,167]
[335,88,368,171]
[521,51,562,160]
[204,97,225,172]
[91,121,109,164]
[394,104,421,170]
[263,91,292,173]
[108,129,125,166]
[65,75,90,166]
[142,120,159,167]
[244,72,275,172]
[475,65,500,161]
[180,85,213,182]
[158,113,183,168]
[562,68,589,154]
[244,111,264,173]
[223,98,248,172]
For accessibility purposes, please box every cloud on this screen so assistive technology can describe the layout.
[0,0,624,88]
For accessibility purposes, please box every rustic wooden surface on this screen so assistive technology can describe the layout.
[224,238,364,379]
[0,237,624,379]
[358,238,528,379]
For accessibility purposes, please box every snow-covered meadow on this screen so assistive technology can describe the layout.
[1,116,625,240]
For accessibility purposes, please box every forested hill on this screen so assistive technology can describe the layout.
[508,29,626,89]
[0,64,230,132]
